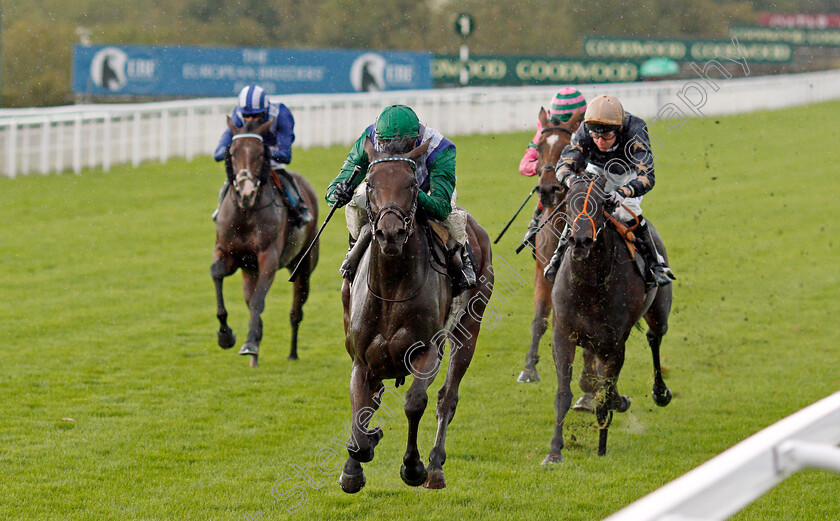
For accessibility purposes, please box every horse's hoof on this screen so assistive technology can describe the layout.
[218,329,236,349]
[239,343,259,356]
[572,393,596,413]
[653,387,672,407]
[541,453,563,465]
[616,395,631,413]
[287,353,299,361]
[517,368,540,383]
[422,468,446,489]
[339,471,366,494]
[400,462,428,487]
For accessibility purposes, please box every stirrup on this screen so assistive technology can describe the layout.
[650,265,674,287]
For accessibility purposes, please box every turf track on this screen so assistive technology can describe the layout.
[1,101,838,520]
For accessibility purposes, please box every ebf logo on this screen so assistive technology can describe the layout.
[90,47,128,91]
[350,53,386,92]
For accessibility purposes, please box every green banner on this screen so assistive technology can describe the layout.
[432,55,640,86]
[730,25,840,46]
[583,37,793,62]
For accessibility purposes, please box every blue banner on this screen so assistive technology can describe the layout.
[73,45,433,96]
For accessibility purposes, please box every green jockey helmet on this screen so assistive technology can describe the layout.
[375,105,421,141]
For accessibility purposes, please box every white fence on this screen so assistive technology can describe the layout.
[2,68,840,178]
[604,391,840,521]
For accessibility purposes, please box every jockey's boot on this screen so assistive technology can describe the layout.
[522,204,542,250]
[340,224,372,282]
[211,180,230,221]
[276,169,313,228]
[542,223,571,283]
[637,220,676,287]
[448,240,478,294]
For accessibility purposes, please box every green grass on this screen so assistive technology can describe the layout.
[1,100,838,521]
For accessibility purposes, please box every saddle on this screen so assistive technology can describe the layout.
[426,220,451,270]
[605,212,647,284]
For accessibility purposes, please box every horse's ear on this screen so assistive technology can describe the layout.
[363,136,378,162]
[407,139,431,162]
[567,111,581,129]
[257,118,275,137]
[227,116,237,134]
[539,107,549,127]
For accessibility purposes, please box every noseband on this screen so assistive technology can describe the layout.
[366,157,419,237]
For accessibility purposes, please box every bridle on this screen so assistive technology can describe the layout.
[538,124,573,197]
[229,133,270,209]
[365,157,420,239]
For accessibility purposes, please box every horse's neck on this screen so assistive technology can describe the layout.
[368,226,428,291]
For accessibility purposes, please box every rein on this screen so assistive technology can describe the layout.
[572,177,599,239]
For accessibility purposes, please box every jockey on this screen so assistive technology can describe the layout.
[325,104,477,294]
[544,94,676,287]
[519,87,587,249]
[212,84,312,227]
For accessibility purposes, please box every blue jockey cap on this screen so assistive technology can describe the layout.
[238,85,269,116]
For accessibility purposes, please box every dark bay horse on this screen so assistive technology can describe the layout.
[518,108,576,384]
[211,118,319,368]
[544,173,672,462]
[338,138,494,493]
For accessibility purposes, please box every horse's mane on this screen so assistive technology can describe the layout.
[381,137,417,156]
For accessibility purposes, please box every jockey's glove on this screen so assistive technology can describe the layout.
[333,181,355,208]
[606,190,624,210]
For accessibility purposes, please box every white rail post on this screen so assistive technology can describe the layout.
[40,117,51,175]
[103,114,112,172]
[73,113,83,174]
[6,118,18,178]
[132,112,141,167]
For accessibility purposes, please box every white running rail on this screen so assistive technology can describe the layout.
[2,69,840,178]
[603,391,840,521]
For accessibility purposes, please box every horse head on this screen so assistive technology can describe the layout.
[227,117,274,209]
[537,108,578,209]
[565,173,610,261]
[363,137,431,257]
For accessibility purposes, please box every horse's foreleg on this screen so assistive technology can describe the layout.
[340,362,381,494]
[520,277,552,383]
[211,254,238,349]
[239,251,279,363]
[288,257,311,361]
[401,345,440,488]
[544,329,575,465]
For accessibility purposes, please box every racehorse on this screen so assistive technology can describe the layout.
[518,108,576,384]
[211,117,319,368]
[544,173,672,462]
[338,137,494,492]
